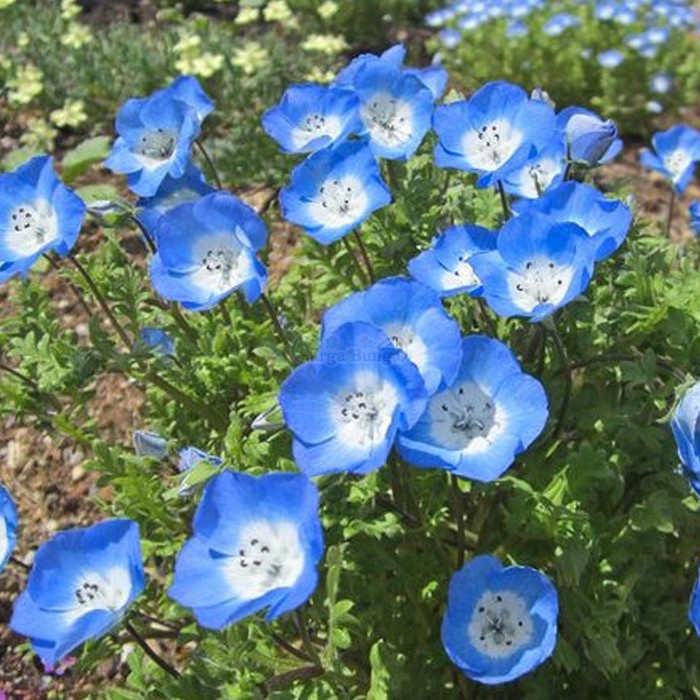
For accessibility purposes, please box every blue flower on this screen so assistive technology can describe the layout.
[132,430,168,458]
[514,182,632,262]
[355,63,434,161]
[469,211,595,321]
[279,321,428,476]
[640,125,700,193]
[433,81,556,188]
[597,49,625,68]
[279,141,391,244]
[690,201,700,236]
[689,566,700,636]
[0,156,85,282]
[335,44,448,101]
[169,471,323,628]
[543,13,580,36]
[321,277,462,395]
[168,75,214,122]
[670,382,700,494]
[0,485,18,572]
[408,224,496,298]
[442,555,558,684]
[502,136,566,199]
[10,519,145,665]
[398,336,547,481]
[139,327,175,356]
[649,72,673,95]
[262,84,361,154]
[179,446,223,472]
[104,78,207,197]
[136,164,215,234]
[150,192,267,310]
[557,107,622,166]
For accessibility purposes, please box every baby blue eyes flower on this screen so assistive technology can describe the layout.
[640,125,700,194]
[542,13,579,37]
[408,224,496,298]
[10,519,145,665]
[515,181,632,262]
[433,81,556,188]
[501,137,566,199]
[557,106,622,167]
[690,201,700,236]
[321,277,462,395]
[132,430,168,458]
[597,49,625,68]
[279,321,428,476]
[139,327,175,356]
[689,566,700,637]
[442,555,558,685]
[398,336,547,481]
[262,84,361,155]
[104,77,211,197]
[470,212,595,321]
[0,485,18,573]
[136,164,215,234]
[355,63,434,161]
[670,382,700,495]
[168,75,214,123]
[0,155,85,282]
[150,192,267,310]
[169,471,324,629]
[279,141,391,245]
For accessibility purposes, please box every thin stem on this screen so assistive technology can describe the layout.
[341,238,369,287]
[135,611,181,632]
[665,188,677,238]
[124,620,179,678]
[475,299,498,338]
[260,293,297,364]
[549,321,572,440]
[0,361,41,393]
[169,303,199,343]
[293,609,322,668]
[450,476,466,568]
[352,230,375,283]
[265,666,323,693]
[68,253,134,350]
[195,139,223,190]
[496,180,511,221]
[43,254,93,317]
[269,631,313,663]
[563,162,573,181]
[10,554,31,572]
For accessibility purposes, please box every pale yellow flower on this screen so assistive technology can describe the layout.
[61,23,93,49]
[176,52,224,78]
[231,41,269,75]
[235,7,259,25]
[0,0,17,9]
[60,0,81,20]
[17,31,30,49]
[50,99,88,129]
[7,64,43,107]
[301,34,348,56]
[21,118,58,151]
[317,1,339,20]
[263,0,293,23]
[305,66,336,84]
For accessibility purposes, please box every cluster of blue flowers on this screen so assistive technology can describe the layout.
[2,37,698,690]
[427,0,695,76]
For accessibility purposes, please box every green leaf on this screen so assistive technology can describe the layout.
[62,136,112,183]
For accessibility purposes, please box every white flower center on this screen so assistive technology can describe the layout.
[382,323,429,375]
[506,257,574,313]
[6,201,58,257]
[189,233,249,294]
[665,149,692,180]
[427,382,501,451]
[445,253,480,290]
[360,92,413,147]
[225,520,305,600]
[333,371,399,447]
[309,176,368,229]
[0,516,8,565]
[463,120,523,170]
[468,590,533,658]
[136,128,177,168]
[72,568,131,614]
[291,112,342,150]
